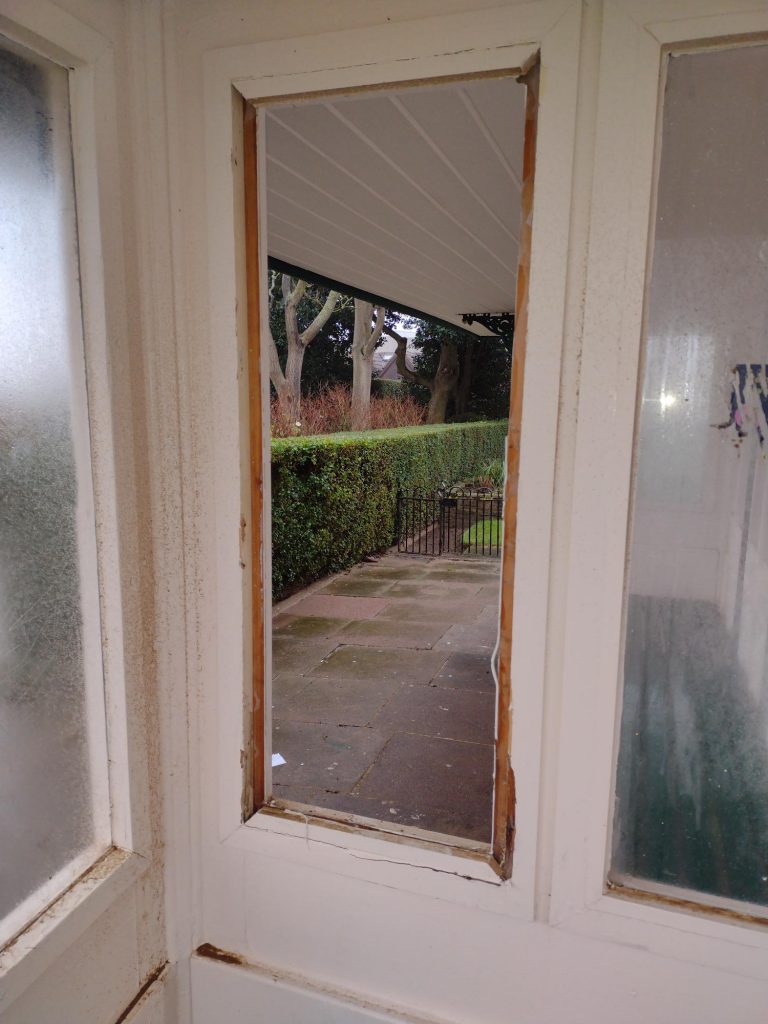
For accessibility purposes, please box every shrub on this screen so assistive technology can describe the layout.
[372,379,410,400]
[270,383,424,437]
[271,420,508,598]
[472,458,505,490]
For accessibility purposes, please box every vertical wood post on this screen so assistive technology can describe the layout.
[493,60,539,875]
[243,100,266,810]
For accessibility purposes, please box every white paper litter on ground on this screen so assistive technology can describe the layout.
[271,753,286,767]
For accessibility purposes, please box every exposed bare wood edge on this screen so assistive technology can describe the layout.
[249,65,535,852]
[260,801,494,865]
[0,846,128,955]
[517,49,539,79]
[243,99,266,812]
[492,56,539,874]
[250,66,523,110]
[607,882,768,930]
[663,31,768,58]
[113,962,169,1024]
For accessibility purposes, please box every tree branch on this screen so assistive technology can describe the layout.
[383,326,407,346]
[390,330,431,389]
[286,276,307,307]
[362,306,387,357]
[300,289,340,347]
[266,321,286,393]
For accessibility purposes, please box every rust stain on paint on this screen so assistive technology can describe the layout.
[196,942,247,966]
[113,962,168,1024]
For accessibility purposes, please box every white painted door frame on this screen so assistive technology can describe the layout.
[197,0,579,914]
[548,0,768,973]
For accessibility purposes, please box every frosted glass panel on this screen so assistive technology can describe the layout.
[0,37,109,932]
[612,45,768,907]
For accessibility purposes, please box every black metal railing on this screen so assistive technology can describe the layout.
[396,484,504,558]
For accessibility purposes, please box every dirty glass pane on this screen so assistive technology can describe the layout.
[0,36,109,931]
[611,45,768,907]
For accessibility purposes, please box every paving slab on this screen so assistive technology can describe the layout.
[288,594,390,620]
[271,674,314,717]
[272,614,349,640]
[271,719,387,790]
[320,576,395,597]
[432,652,496,693]
[405,803,491,843]
[309,645,449,685]
[384,580,483,599]
[269,782,343,805]
[335,618,451,650]
[376,598,483,625]
[273,674,400,727]
[370,682,495,745]
[424,564,500,583]
[272,788,489,841]
[354,732,494,820]
[476,602,501,623]
[270,551,501,841]
[348,564,430,581]
[272,636,341,675]
[434,622,498,654]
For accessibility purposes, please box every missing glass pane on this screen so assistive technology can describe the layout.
[243,64,540,874]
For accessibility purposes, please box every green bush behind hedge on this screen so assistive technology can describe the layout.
[270,420,507,599]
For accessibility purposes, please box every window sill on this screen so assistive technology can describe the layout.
[554,888,768,983]
[607,878,768,930]
[0,847,148,1012]
[222,801,533,917]
[264,798,490,857]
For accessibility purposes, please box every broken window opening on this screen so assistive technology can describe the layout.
[243,63,539,875]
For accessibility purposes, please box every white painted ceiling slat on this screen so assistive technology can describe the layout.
[269,219,463,314]
[267,156,502,306]
[339,88,520,248]
[265,76,526,330]
[457,82,524,189]
[401,87,522,229]
[268,200,468,304]
[268,113,512,295]
[324,100,516,277]
[270,195,450,294]
[387,95,520,246]
[270,244,487,332]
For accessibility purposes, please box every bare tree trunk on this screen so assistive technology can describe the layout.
[426,341,459,423]
[267,323,286,398]
[455,337,475,417]
[387,327,459,425]
[278,275,305,422]
[282,341,306,422]
[270,274,341,424]
[351,299,385,431]
[351,348,374,430]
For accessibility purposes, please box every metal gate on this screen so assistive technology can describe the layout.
[396,485,504,558]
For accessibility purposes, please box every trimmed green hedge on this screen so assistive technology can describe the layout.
[271,420,507,599]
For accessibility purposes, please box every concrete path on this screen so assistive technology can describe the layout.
[271,554,500,842]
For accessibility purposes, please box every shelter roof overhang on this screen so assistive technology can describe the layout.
[264,74,525,338]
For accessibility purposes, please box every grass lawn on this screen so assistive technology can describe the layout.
[462,519,502,548]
